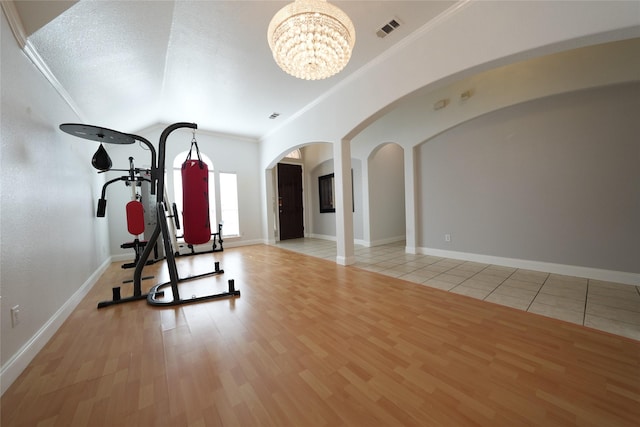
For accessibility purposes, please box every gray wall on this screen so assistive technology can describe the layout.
[1,11,110,385]
[369,143,405,245]
[309,159,336,238]
[418,83,640,273]
[308,157,363,240]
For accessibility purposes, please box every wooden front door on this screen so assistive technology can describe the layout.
[277,163,304,240]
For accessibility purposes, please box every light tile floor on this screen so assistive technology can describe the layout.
[276,238,640,341]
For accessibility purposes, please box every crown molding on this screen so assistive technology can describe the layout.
[22,39,85,120]
[1,0,27,48]
[1,1,85,121]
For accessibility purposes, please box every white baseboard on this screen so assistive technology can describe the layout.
[336,255,357,266]
[1,257,112,396]
[111,253,133,262]
[308,235,405,248]
[354,238,368,247]
[369,235,406,248]
[418,247,640,286]
[222,238,264,248]
[308,233,336,241]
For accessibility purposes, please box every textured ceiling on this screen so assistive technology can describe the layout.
[14,0,457,139]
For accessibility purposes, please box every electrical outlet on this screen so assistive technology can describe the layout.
[11,305,20,327]
[445,234,451,242]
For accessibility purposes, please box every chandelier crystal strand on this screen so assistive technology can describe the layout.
[268,0,356,80]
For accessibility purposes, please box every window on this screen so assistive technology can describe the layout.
[172,152,239,238]
[219,172,239,236]
[284,148,301,159]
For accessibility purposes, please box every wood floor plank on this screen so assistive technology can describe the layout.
[2,244,639,426]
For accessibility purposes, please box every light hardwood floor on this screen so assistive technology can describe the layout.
[2,244,639,426]
[278,238,640,341]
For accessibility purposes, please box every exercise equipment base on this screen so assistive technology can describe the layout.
[97,290,165,309]
[122,275,154,284]
[147,277,239,307]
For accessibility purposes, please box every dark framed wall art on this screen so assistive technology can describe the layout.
[318,173,335,213]
[318,171,355,213]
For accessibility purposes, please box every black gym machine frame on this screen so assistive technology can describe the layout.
[60,122,240,309]
[141,123,239,307]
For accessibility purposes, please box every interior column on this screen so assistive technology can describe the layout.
[334,139,355,265]
[404,145,418,254]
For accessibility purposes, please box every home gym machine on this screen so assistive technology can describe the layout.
[96,156,158,269]
[60,123,159,307]
[60,122,240,309]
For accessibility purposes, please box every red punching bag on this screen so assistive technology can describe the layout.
[182,138,211,245]
[126,200,145,236]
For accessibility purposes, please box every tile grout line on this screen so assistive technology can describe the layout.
[482,265,519,301]
[448,263,492,294]
[525,272,550,312]
[583,279,590,326]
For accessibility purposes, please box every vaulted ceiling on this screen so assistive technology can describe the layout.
[5,0,457,139]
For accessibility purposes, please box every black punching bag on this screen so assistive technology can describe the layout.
[92,143,112,171]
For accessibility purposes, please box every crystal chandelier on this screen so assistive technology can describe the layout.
[267,0,356,80]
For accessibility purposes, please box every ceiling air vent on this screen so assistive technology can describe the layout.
[376,19,400,38]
